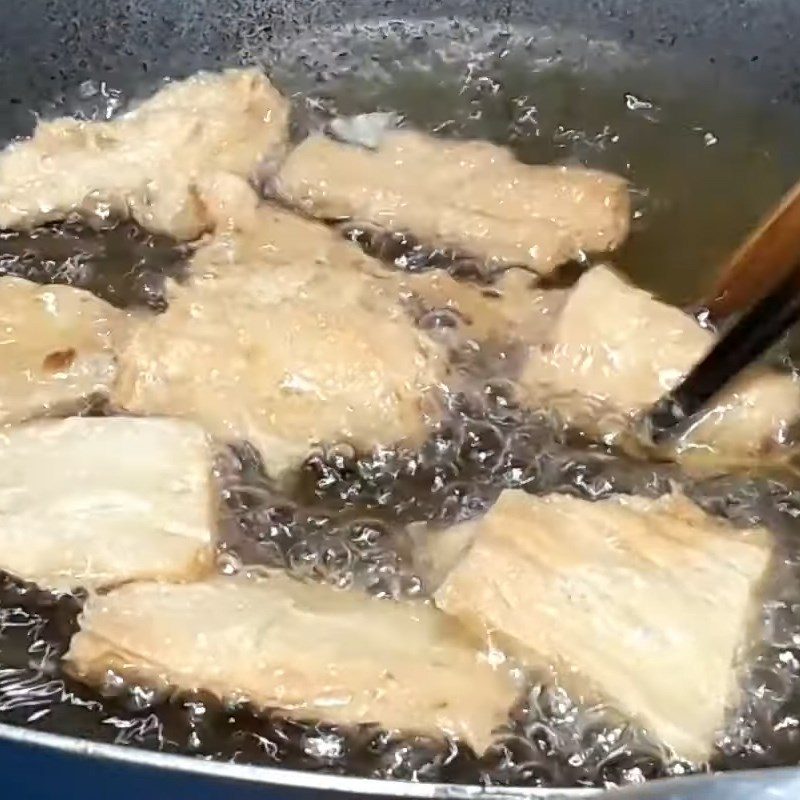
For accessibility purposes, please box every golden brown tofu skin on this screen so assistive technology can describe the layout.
[0,417,215,592]
[112,188,447,479]
[521,265,800,457]
[66,574,518,752]
[0,69,289,239]
[423,489,771,762]
[275,131,630,274]
[0,276,126,426]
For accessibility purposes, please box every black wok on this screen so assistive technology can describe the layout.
[1,1,800,797]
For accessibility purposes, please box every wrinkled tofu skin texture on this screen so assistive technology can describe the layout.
[113,198,447,478]
[67,574,518,752]
[0,417,214,592]
[521,266,800,456]
[276,131,630,274]
[0,276,125,426]
[426,490,771,762]
[0,69,289,239]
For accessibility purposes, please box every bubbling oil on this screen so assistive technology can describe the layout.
[0,222,187,310]
[1,17,800,791]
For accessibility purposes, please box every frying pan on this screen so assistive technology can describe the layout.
[1,0,800,797]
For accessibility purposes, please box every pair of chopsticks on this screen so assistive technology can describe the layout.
[642,181,800,444]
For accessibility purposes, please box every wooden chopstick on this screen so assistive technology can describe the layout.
[705,180,800,318]
[640,176,800,444]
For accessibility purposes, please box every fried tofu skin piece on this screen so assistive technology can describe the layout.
[0,417,215,592]
[0,69,289,239]
[422,489,770,761]
[275,131,630,274]
[521,266,800,457]
[113,198,447,479]
[66,574,518,752]
[0,276,126,425]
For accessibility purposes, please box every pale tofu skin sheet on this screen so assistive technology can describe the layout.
[275,131,631,274]
[0,276,125,426]
[522,265,800,456]
[113,184,448,479]
[0,69,289,239]
[0,417,215,592]
[66,574,518,752]
[425,490,771,762]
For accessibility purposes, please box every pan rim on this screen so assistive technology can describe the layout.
[7,719,800,798]
[0,720,600,798]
